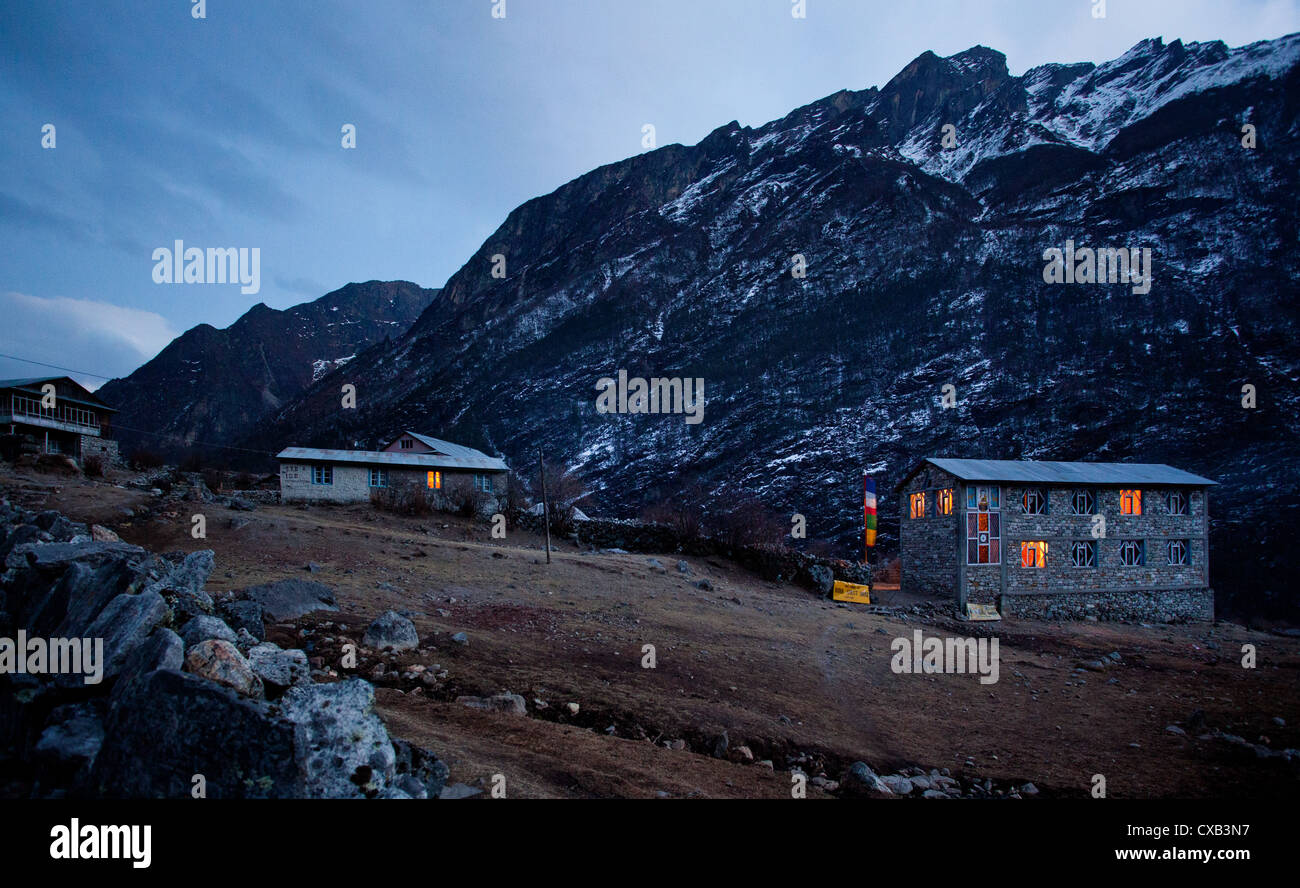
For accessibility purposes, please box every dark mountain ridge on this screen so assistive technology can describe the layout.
[240,34,1298,618]
[97,280,438,461]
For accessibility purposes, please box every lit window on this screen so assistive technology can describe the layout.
[427,470,441,490]
[965,486,1001,565]
[936,489,953,515]
[312,465,333,485]
[1070,540,1096,568]
[1166,491,1188,515]
[1120,489,1142,515]
[909,492,926,519]
[1022,489,1046,514]
[1070,490,1094,515]
[369,468,388,488]
[1167,539,1189,565]
[1119,540,1144,566]
[1020,540,1047,568]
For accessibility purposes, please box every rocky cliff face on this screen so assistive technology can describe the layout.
[96,281,438,463]
[247,35,1297,619]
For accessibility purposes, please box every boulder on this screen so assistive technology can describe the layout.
[808,564,834,596]
[34,701,106,788]
[218,599,266,641]
[110,627,185,705]
[94,669,300,798]
[145,549,216,619]
[278,679,396,798]
[362,610,419,652]
[80,589,169,682]
[841,761,892,796]
[392,738,450,799]
[178,615,238,649]
[241,579,338,622]
[881,774,915,795]
[247,643,310,693]
[184,639,264,698]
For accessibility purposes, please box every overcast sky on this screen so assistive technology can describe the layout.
[2,0,1296,388]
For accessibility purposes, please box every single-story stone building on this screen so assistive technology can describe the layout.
[895,458,1216,622]
[277,431,508,504]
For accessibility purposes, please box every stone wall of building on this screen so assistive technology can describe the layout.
[78,434,120,466]
[280,463,371,503]
[897,466,1212,622]
[899,465,960,598]
[1000,486,1208,596]
[279,463,505,504]
[1002,587,1213,622]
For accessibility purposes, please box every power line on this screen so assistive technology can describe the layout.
[0,351,118,381]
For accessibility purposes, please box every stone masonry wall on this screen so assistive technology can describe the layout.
[513,512,870,593]
[1002,587,1214,622]
[899,465,959,598]
[1001,486,1208,596]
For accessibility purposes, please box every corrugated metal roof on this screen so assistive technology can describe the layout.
[0,376,116,411]
[0,377,63,388]
[277,447,508,472]
[915,458,1216,487]
[402,431,499,461]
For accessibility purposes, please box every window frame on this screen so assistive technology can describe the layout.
[1118,539,1145,567]
[1020,540,1048,568]
[909,491,927,520]
[369,467,388,488]
[1166,490,1188,516]
[427,470,441,490]
[311,465,333,486]
[1069,540,1096,568]
[1167,539,1189,565]
[1119,489,1142,515]
[936,488,953,515]
[1021,488,1047,515]
[965,485,1001,565]
[1069,489,1095,515]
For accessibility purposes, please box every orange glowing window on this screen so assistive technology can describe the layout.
[427,471,442,490]
[936,489,953,515]
[1120,489,1142,515]
[909,492,926,519]
[1020,540,1048,568]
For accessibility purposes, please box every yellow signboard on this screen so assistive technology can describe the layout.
[832,580,871,604]
[965,603,1002,622]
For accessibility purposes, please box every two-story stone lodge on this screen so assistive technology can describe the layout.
[895,458,1216,622]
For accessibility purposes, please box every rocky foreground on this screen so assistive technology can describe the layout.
[0,500,448,799]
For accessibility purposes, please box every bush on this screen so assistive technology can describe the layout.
[234,471,256,490]
[443,487,492,521]
[202,468,225,493]
[130,448,165,470]
[370,482,433,516]
[82,454,104,477]
[709,497,786,550]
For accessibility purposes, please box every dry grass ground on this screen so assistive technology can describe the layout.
[5,464,1298,799]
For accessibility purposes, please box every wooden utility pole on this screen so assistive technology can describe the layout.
[538,448,551,564]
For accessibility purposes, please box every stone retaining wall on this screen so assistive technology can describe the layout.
[513,513,870,592]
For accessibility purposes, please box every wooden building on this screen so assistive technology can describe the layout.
[0,376,119,465]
